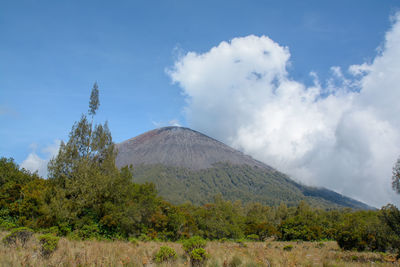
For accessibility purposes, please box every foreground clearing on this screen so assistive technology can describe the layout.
[0,233,398,266]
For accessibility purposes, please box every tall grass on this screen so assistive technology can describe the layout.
[0,231,398,267]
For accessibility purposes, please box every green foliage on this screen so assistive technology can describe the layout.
[278,202,335,242]
[131,163,370,209]
[76,223,100,240]
[193,196,245,239]
[88,82,100,116]
[246,234,259,241]
[381,204,400,237]
[189,247,209,266]
[2,227,34,247]
[182,236,207,253]
[283,244,293,251]
[128,236,138,245]
[228,255,242,267]
[335,210,395,252]
[337,230,362,251]
[39,234,60,257]
[235,238,247,248]
[0,157,48,228]
[154,246,177,263]
[138,233,152,241]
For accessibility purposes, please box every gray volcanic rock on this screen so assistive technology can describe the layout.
[116,126,270,170]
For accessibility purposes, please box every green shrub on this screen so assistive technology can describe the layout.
[229,255,242,267]
[189,247,209,266]
[39,234,60,257]
[76,224,100,240]
[182,236,207,253]
[154,246,177,263]
[235,238,247,248]
[41,226,60,236]
[283,244,293,251]
[57,223,72,236]
[219,237,228,243]
[2,227,34,247]
[246,234,259,241]
[138,233,152,242]
[128,236,138,245]
[0,220,17,230]
[336,230,363,251]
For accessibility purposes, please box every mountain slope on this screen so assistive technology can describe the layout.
[116,126,270,170]
[116,127,372,209]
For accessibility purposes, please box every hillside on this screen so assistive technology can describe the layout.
[116,127,372,209]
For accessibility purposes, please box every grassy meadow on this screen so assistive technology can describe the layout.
[0,231,399,267]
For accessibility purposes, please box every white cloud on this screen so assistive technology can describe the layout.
[168,119,181,127]
[168,14,400,207]
[21,140,60,178]
[152,119,182,128]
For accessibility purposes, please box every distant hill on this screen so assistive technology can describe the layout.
[116,126,372,209]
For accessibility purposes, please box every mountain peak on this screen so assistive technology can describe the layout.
[116,127,372,209]
[116,126,269,170]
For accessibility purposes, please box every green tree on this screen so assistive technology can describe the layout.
[392,157,400,194]
[380,204,400,256]
[46,83,142,236]
[88,82,100,117]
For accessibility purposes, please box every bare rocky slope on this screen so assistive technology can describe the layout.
[116,126,372,209]
[116,126,270,170]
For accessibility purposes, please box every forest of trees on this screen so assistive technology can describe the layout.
[1,84,400,255]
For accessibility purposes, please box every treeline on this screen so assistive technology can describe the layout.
[1,156,400,253]
[1,84,399,255]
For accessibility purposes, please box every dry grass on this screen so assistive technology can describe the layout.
[0,231,399,267]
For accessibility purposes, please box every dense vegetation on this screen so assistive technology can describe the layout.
[1,156,400,254]
[131,163,371,209]
[1,84,399,257]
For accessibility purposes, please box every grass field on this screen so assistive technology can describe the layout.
[0,232,399,267]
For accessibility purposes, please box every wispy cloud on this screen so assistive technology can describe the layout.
[152,119,182,128]
[21,140,60,177]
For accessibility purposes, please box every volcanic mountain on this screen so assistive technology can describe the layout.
[116,126,371,209]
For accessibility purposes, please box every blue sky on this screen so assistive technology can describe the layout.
[1,1,400,206]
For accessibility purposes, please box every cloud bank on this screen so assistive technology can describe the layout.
[168,14,400,207]
[21,140,60,177]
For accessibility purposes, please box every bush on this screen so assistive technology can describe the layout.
[189,247,209,266]
[76,224,100,240]
[39,234,60,257]
[235,238,247,248]
[0,219,17,230]
[229,255,242,267]
[182,236,207,253]
[336,230,364,251]
[41,226,60,236]
[283,244,293,251]
[2,227,34,247]
[138,233,152,242]
[128,236,138,245]
[57,223,72,236]
[154,246,177,263]
[246,234,259,241]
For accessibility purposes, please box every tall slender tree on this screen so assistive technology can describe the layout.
[46,83,132,230]
[392,157,400,194]
[88,82,100,117]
